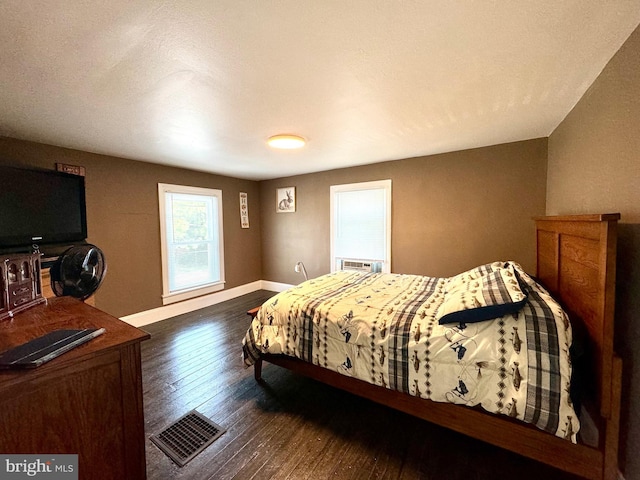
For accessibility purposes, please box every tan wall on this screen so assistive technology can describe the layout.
[547,25,640,478]
[260,138,547,285]
[0,137,262,318]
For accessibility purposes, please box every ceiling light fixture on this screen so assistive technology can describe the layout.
[267,134,306,149]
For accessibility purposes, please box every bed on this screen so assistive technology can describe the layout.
[242,214,621,480]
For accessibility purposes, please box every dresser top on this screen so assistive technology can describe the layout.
[0,297,149,381]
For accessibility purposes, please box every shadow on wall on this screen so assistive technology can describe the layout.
[614,223,640,475]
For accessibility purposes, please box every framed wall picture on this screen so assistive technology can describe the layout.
[276,187,296,213]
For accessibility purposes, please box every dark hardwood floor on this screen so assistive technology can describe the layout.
[141,290,580,480]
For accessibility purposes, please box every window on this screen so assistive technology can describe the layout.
[330,179,392,273]
[158,184,225,305]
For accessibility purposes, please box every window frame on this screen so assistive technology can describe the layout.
[330,179,392,273]
[158,183,225,305]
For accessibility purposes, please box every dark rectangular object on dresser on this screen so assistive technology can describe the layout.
[0,328,105,369]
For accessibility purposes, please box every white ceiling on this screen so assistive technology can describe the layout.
[1,1,639,181]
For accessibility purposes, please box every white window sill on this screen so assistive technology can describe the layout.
[162,281,225,305]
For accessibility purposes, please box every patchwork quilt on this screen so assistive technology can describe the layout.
[242,262,579,442]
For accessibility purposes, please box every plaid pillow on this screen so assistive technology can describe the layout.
[444,261,508,286]
[438,263,528,325]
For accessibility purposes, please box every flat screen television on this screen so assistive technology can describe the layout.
[0,165,87,251]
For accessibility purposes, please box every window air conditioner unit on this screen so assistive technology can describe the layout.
[338,259,382,273]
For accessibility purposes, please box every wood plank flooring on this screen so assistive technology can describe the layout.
[141,290,580,480]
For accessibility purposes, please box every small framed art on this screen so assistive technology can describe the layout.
[276,187,296,213]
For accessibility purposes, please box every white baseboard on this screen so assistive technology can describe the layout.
[120,280,293,327]
[261,280,294,292]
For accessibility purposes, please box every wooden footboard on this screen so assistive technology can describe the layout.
[247,213,622,480]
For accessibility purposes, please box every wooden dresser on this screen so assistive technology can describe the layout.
[0,297,149,480]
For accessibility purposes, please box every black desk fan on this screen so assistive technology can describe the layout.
[50,244,107,300]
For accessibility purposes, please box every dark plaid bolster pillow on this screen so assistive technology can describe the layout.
[443,261,508,287]
[438,263,528,325]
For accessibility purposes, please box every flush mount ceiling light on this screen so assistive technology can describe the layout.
[267,134,306,149]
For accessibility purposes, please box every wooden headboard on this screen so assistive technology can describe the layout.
[534,214,620,418]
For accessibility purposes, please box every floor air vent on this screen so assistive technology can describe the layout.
[150,410,226,467]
